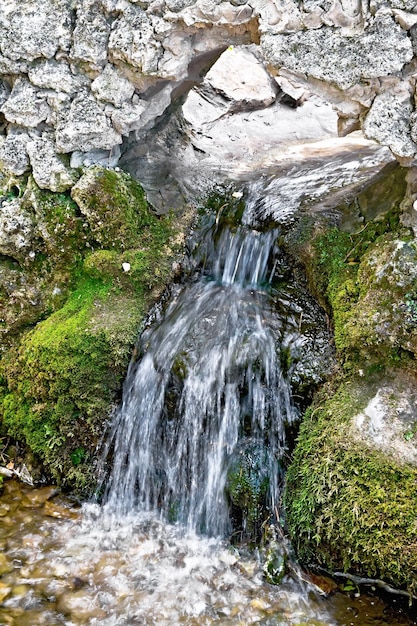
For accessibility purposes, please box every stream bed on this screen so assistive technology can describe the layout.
[0,480,415,626]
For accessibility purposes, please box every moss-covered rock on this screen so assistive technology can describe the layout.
[283,164,417,593]
[285,371,417,594]
[1,278,142,491]
[262,525,289,585]
[0,166,192,492]
[284,197,416,372]
[71,166,169,251]
[0,178,91,351]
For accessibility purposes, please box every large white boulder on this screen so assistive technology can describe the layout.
[0,0,72,61]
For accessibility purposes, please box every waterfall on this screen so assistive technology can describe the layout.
[101,219,298,536]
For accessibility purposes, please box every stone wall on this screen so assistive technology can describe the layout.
[0,0,416,194]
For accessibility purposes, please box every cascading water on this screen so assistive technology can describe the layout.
[101,218,298,537]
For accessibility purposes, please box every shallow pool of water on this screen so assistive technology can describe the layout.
[0,481,415,626]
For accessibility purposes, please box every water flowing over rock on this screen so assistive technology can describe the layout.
[1,480,407,626]
[2,0,417,614]
[101,213,333,535]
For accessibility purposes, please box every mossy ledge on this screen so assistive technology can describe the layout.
[0,166,193,493]
[283,165,417,594]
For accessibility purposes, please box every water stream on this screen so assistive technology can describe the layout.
[100,223,294,537]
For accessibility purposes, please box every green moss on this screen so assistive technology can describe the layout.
[306,207,416,370]
[0,276,143,490]
[84,245,174,295]
[285,381,417,594]
[283,171,417,594]
[0,180,93,350]
[0,167,191,491]
[71,166,172,251]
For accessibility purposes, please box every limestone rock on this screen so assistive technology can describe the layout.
[70,0,110,70]
[179,0,254,27]
[55,94,122,153]
[275,75,307,103]
[0,197,35,260]
[0,130,31,176]
[44,92,73,129]
[0,54,28,75]
[70,146,122,168]
[108,6,163,75]
[204,46,277,109]
[0,81,10,108]
[131,84,173,130]
[371,0,417,12]
[364,91,417,158]
[91,64,136,107]
[1,79,50,127]
[165,0,197,11]
[320,0,367,33]
[26,135,78,192]
[302,0,333,11]
[0,0,414,195]
[153,27,194,80]
[0,0,72,62]
[261,15,413,89]
[393,8,417,29]
[28,60,90,95]
[251,0,303,33]
[111,100,147,134]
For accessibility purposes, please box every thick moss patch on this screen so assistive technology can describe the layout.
[1,278,143,491]
[311,221,417,368]
[71,166,171,251]
[284,202,416,372]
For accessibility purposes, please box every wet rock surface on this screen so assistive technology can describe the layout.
[1,0,417,613]
[0,167,192,489]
